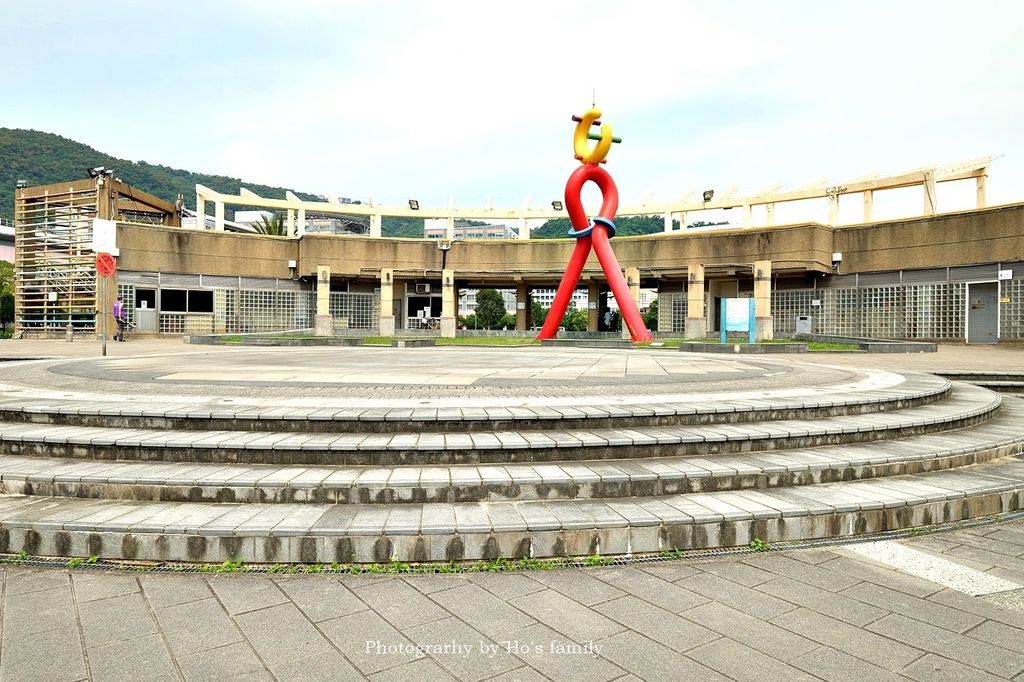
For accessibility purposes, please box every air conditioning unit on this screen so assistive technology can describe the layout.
[415,283,431,294]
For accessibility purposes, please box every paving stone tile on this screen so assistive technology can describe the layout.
[966,618,1024,654]
[790,646,907,682]
[366,657,457,681]
[3,584,78,636]
[483,666,548,682]
[400,573,469,595]
[317,609,419,675]
[464,572,545,600]
[403,616,520,682]
[274,576,366,622]
[155,596,243,655]
[500,622,625,682]
[678,572,797,620]
[596,630,728,682]
[269,650,366,681]
[839,581,985,633]
[235,603,337,668]
[694,559,776,587]
[351,577,450,629]
[176,641,267,681]
[85,632,177,682]
[686,636,818,682]
[868,613,1024,678]
[755,575,887,626]
[593,595,719,653]
[901,653,1007,682]
[745,553,860,592]
[509,589,625,642]
[819,555,946,597]
[208,575,290,615]
[140,573,214,608]
[0,625,86,682]
[78,593,158,648]
[769,607,920,670]
[71,572,139,603]
[680,601,817,662]
[927,587,1024,629]
[4,568,69,596]
[635,561,701,582]
[525,567,627,606]
[588,566,707,613]
[428,583,536,638]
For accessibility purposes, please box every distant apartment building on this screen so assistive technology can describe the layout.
[424,220,518,240]
[0,221,14,263]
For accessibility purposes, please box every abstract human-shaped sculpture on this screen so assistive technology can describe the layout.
[536,108,653,342]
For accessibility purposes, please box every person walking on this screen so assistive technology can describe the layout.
[113,295,127,342]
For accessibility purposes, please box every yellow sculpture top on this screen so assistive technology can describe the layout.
[572,107,620,165]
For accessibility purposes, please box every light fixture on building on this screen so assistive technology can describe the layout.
[408,199,419,210]
[702,189,714,202]
[16,180,27,189]
[551,200,563,211]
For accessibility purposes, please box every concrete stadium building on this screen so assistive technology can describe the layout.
[11,156,1024,343]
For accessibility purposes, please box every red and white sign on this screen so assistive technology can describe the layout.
[96,252,116,278]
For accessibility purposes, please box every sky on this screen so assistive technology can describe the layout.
[4,1,1023,225]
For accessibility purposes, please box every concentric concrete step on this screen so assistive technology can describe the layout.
[0,372,951,433]
[0,384,999,465]
[0,398,1020,504]
[0,455,1020,563]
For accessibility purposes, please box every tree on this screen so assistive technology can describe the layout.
[475,289,507,329]
[562,307,589,331]
[642,297,659,330]
[0,261,13,329]
[531,300,548,329]
[254,213,287,236]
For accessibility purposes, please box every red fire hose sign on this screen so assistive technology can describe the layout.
[96,252,116,278]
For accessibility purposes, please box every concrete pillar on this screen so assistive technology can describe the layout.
[765,203,775,226]
[214,201,225,232]
[754,260,773,341]
[827,194,840,225]
[370,214,382,238]
[440,269,456,338]
[587,281,600,332]
[286,210,295,237]
[195,194,205,230]
[446,216,455,241]
[863,190,874,222]
[685,264,706,339]
[519,217,530,240]
[742,204,752,228]
[516,282,529,331]
[976,174,987,208]
[379,269,395,336]
[297,207,306,237]
[623,266,640,340]
[663,211,672,233]
[314,265,332,336]
[923,170,937,215]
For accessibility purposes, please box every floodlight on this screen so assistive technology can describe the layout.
[16,180,27,189]
[551,200,563,211]
[87,166,106,178]
[408,199,419,210]
[702,189,714,202]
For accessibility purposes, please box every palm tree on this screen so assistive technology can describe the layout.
[253,213,287,236]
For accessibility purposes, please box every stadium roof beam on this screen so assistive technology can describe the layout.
[193,157,991,237]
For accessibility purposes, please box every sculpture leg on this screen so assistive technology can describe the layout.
[536,236,592,340]
[591,226,652,342]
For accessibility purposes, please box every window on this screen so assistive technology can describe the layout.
[159,288,214,313]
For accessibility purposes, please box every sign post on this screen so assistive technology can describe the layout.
[96,252,116,357]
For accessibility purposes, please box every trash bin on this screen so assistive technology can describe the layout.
[796,315,812,334]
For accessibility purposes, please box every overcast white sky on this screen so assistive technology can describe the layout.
[4,1,1023,224]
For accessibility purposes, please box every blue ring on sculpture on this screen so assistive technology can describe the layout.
[567,216,617,239]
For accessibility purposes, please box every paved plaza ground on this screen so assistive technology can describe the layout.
[0,522,1022,682]
[0,338,1022,680]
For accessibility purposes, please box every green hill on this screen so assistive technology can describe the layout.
[0,128,425,237]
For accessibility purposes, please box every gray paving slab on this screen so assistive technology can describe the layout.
[86,633,179,682]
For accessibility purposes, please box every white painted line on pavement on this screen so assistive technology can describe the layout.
[845,540,1022,596]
